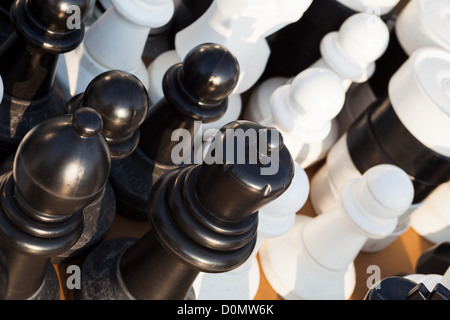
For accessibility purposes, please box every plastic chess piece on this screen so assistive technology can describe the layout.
[56,0,175,99]
[0,107,110,300]
[146,0,313,132]
[109,43,239,220]
[50,70,149,264]
[262,0,399,80]
[409,182,450,244]
[341,0,450,134]
[365,267,450,300]
[75,121,295,300]
[193,162,309,300]
[415,242,450,276]
[245,13,390,167]
[309,47,450,252]
[260,164,414,300]
[0,0,90,162]
[247,68,346,169]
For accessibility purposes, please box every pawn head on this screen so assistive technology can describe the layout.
[179,43,240,102]
[338,12,390,65]
[82,70,149,142]
[13,108,111,216]
[358,164,415,219]
[289,68,346,120]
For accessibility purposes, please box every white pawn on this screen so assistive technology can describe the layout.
[245,12,390,166]
[410,181,450,244]
[193,163,310,300]
[259,164,414,300]
[339,0,450,135]
[147,0,313,131]
[256,68,346,169]
[56,0,175,98]
[310,47,450,252]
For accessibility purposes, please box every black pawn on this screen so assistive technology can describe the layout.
[0,107,110,300]
[0,0,90,161]
[109,42,240,220]
[76,121,294,300]
[416,242,450,276]
[51,70,149,264]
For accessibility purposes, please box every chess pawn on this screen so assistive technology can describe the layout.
[247,68,346,169]
[0,0,90,161]
[260,164,414,300]
[109,43,240,220]
[0,108,110,300]
[56,0,175,98]
[193,162,310,300]
[365,267,450,300]
[262,0,399,80]
[341,0,450,134]
[50,70,149,264]
[415,242,450,276]
[245,13,389,167]
[310,47,450,252]
[76,121,295,300]
[246,12,390,123]
[409,182,450,244]
[146,0,313,131]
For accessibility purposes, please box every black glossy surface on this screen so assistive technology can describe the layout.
[0,108,110,299]
[365,276,450,300]
[0,0,90,160]
[78,120,294,300]
[416,242,450,276]
[66,70,149,160]
[109,43,240,219]
[347,98,450,204]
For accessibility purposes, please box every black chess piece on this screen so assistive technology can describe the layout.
[109,42,240,220]
[0,107,110,300]
[261,0,398,81]
[0,0,90,161]
[365,276,450,300]
[75,120,294,300]
[416,242,450,276]
[50,70,149,264]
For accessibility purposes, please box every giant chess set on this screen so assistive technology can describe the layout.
[0,0,448,301]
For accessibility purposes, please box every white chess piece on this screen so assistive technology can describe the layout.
[338,0,450,135]
[246,68,346,169]
[260,164,414,300]
[245,12,390,166]
[410,181,450,244]
[310,47,450,252]
[147,0,313,131]
[193,163,310,300]
[56,0,175,98]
